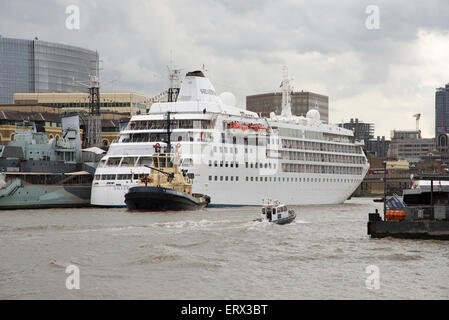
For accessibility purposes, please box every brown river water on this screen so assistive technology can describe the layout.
[0,197,448,299]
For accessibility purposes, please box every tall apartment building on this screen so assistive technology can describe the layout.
[435,83,449,137]
[246,91,329,123]
[0,37,98,104]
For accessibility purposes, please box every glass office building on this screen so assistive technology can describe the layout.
[0,37,98,104]
[436,84,449,137]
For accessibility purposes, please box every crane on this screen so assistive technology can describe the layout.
[413,113,421,131]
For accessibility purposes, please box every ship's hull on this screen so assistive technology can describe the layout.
[92,169,367,207]
[124,186,207,211]
[0,183,92,210]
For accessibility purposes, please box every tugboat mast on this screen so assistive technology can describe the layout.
[166,111,172,153]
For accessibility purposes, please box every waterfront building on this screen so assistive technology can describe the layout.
[246,91,329,123]
[357,157,443,196]
[13,92,149,116]
[0,37,98,104]
[0,104,127,147]
[435,84,449,137]
[366,136,390,158]
[387,130,436,162]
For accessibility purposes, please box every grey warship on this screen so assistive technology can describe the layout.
[0,118,98,209]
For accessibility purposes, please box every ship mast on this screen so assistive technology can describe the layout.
[167,52,181,102]
[280,66,292,118]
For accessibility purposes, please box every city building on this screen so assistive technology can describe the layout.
[357,157,443,196]
[338,118,374,142]
[0,37,98,104]
[366,136,390,158]
[246,91,329,123]
[337,118,391,157]
[13,92,149,116]
[435,83,449,137]
[387,130,436,162]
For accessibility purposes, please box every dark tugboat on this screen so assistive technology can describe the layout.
[124,112,210,211]
[124,151,210,211]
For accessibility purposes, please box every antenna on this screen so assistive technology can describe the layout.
[280,66,293,118]
[167,53,182,102]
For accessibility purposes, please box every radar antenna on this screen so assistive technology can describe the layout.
[167,51,181,102]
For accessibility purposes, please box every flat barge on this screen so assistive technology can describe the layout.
[368,174,449,240]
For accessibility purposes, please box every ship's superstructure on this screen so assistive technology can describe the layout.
[91,69,369,206]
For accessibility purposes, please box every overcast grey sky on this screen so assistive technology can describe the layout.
[2,0,449,138]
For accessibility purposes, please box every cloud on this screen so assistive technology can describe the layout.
[1,0,449,138]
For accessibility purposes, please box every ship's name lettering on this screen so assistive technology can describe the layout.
[200,89,216,95]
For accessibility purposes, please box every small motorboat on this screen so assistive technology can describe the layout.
[254,200,296,225]
[125,151,210,211]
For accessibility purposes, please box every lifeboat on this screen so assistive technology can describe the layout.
[229,122,240,129]
[249,124,260,131]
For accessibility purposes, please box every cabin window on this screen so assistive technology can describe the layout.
[159,157,166,168]
[278,214,282,219]
[233,136,236,144]
[121,157,137,167]
[106,157,121,167]
[152,156,159,168]
[137,157,152,166]
[167,157,174,168]
[262,208,266,215]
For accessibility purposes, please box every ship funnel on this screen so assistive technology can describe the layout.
[177,70,220,103]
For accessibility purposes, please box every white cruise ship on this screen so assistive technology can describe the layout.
[91,69,369,207]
